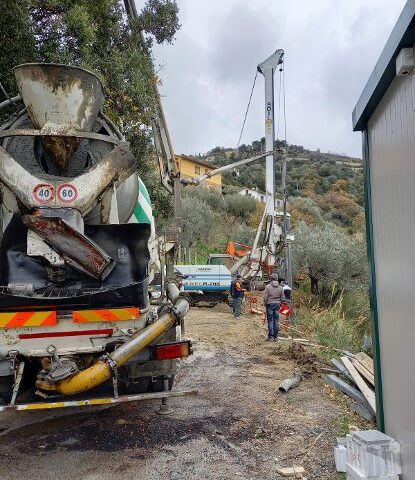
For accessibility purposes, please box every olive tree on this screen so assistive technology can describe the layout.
[224,194,257,221]
[178,196,217,250]
[292,221,367,301]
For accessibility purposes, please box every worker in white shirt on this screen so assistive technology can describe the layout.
[280,278,292,301]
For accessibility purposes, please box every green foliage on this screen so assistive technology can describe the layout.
[0,1,35,101]
[289,197,324,227]
[315,180,363,227]
[296,295,368,353]
[232,222,256,245]
[224,194,257,221]
[179,186,261,260]
[182,186,225,211]
[292,221,368,301]
[178,196,217,248]
[139,0,180,45]
[202,138,364,229]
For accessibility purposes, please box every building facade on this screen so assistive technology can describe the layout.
[239,188,284,209]
[175,154,222,190]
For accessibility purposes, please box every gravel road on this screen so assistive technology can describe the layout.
[0,304,350,480]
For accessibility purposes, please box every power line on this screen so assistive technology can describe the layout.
[236,70,258,147]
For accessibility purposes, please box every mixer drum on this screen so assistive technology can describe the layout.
[0,63,148,309]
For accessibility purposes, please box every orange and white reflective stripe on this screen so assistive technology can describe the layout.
[73,307,140,323]
[0,311,57,329]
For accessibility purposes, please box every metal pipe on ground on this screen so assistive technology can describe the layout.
[279,373,302,393]
[37,284,189,396]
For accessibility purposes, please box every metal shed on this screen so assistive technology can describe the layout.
[353,1,415,476]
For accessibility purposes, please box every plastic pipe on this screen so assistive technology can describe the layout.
[278,373,302,393]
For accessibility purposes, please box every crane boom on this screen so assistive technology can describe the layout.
[185,150,277,186]
[124,0,179,194]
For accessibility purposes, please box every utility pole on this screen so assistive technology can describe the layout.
[257,49,284,266]
[281,155,292,287]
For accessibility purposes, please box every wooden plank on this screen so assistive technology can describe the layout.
[278,337,310,343]
[341,356,376,414]
[351,358,375,386]
[355,352,374,375]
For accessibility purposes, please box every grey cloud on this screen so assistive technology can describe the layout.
[149,0,407,158]
[207,2,284,84]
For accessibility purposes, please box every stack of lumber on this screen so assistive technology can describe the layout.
[324,352,376,421]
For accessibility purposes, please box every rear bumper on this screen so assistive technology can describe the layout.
[0,389,198,412]
[0,307,149,356]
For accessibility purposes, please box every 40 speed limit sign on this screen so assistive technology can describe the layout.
[33,184,55,203]
[57,184,78,203]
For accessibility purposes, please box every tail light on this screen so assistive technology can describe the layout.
[152,340,192,361]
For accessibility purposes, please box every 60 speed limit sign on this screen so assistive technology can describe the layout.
[33,184,55,203]
[57,184,78,203]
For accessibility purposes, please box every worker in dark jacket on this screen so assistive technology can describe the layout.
[263,274,286,341]
[230,274,245,318]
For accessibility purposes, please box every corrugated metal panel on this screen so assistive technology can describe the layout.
[368,71,415,478]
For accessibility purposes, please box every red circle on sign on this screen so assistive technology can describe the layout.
[57,184,78,203]
[33,184,55,204]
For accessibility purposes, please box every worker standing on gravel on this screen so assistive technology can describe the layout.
[230,274,245,318]
[280,278,292,301]
[263,274,286,341]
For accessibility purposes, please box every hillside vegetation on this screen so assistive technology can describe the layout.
[180,138,366,259]
[196,139,364,230]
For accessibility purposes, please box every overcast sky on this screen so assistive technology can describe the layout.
[138,0,406,158]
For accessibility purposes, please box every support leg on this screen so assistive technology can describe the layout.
[157,377,171,415]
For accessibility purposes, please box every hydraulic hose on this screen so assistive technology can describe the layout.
[40,286,189,396]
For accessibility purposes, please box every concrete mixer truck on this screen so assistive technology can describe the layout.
[0,63,194,411]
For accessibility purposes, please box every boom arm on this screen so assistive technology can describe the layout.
[185,150,277,186]
[124,0,179,194]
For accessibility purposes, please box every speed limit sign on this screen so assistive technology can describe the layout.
[57,184,78,203]
[33,184,54,203]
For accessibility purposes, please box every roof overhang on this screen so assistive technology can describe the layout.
[353,0,415,131]
[175,154,216,170]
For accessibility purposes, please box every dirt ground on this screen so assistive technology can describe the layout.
[0,303,353,480]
